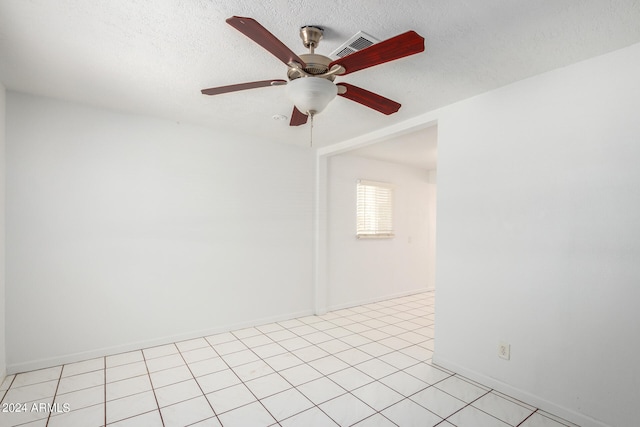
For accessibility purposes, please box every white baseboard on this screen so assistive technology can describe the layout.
[325,287,434,313]
[431,354,608,427]
[7,309,314,375]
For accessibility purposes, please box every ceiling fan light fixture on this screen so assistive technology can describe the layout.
[286,77,337,115]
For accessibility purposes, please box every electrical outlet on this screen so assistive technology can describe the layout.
[498,342,510,360]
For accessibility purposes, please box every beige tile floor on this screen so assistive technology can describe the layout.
[0,291,579,426]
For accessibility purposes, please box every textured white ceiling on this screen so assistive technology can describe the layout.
[1,0,640,149]
[349,125,438,171]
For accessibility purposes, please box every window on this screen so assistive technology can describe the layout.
[356,179,395,238]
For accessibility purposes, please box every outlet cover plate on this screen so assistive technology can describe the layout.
[498,342,510,360]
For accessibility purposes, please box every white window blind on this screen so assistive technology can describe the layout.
[357,179,395,238]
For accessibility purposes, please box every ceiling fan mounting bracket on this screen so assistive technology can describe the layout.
[299,26,324,50]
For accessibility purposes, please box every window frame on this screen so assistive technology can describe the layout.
[356,179,395,239]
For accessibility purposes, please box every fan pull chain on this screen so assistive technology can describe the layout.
[309,112,314,148]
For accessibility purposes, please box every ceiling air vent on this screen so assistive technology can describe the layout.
[330,31,380,59]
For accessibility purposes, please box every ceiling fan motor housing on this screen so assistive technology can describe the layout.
[287,25,336,82]
[287,54,335,81]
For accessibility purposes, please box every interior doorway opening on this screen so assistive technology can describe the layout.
[317,123,438,313]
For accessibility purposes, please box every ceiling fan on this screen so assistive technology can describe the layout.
[201,16,425,127]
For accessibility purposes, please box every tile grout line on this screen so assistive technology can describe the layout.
[44,365,64,427]
[212,328,297,425]
[440,385,509,426]
[173,342,222,425]
[436,372,543,426]
[517,409,540,426]
[140,349,166,427]
[0,375,17,404]
[103,356,107,427]
[516,409,576,427]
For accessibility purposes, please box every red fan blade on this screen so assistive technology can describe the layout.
[227,16,307,68]
[329,31,424,76]
[201,79,286,96]
[337,83,401,115]
[289,106,308,126]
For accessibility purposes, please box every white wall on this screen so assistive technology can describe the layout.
[433,42,640,427]
[426,170,437,292]
[5,93,316,373]
[0,82,6,381]
[326,154,434,309]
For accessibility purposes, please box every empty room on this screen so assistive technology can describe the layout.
[1,1,639,427]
